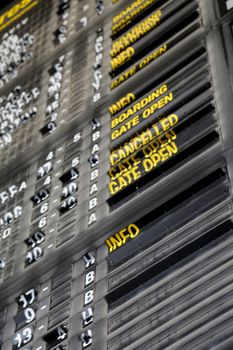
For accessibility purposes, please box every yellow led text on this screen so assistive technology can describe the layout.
[105,223,141,253]
[111,10,162,57]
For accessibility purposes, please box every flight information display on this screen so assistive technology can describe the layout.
[0,0,233,349]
